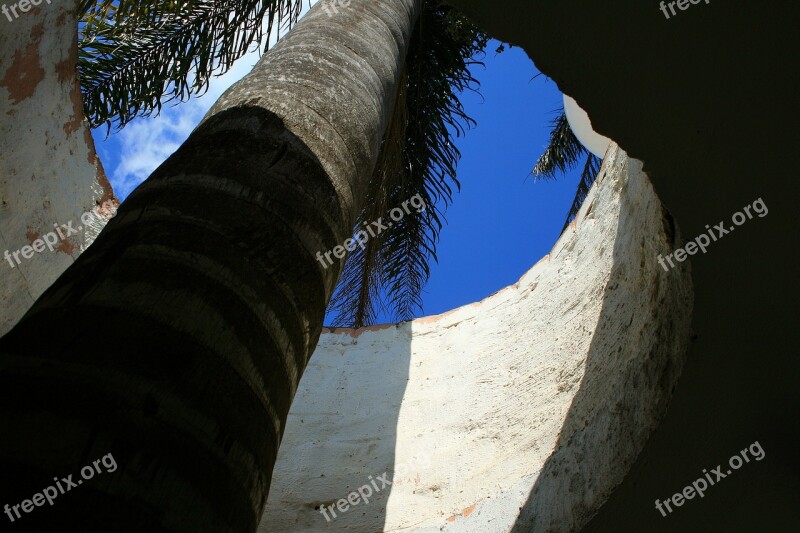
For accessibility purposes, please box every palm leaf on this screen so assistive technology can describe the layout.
[78,0,305,130]
[531,108,602,229]
[562,152,602,231]
[327,0,488,327]
[325,67,408,327]
[77,0,488,328]
[531,108,585,180]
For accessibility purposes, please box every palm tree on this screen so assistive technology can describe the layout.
[77,0,486,329]
[0,0,486,530]
[79,0,586,325]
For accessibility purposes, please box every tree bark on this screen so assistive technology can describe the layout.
[0,0,116,336]
[0,1,420,531]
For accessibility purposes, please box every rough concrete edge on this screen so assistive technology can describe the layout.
[321,144,624,340]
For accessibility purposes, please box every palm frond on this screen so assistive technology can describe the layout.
[531,109,585,180]
[78,0,488,328]
[530,108,603,230]
[325,68,408,327]
[78,0,304,130]
[562,152,602,231]
[328,1,488,327]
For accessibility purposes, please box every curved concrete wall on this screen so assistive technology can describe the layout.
[441,3,799,531]
[259,145,693,531]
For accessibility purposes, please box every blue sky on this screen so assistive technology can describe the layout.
[91,31,585,325]
[419,44,582,317]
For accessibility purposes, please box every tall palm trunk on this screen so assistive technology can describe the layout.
[0,0,420,531]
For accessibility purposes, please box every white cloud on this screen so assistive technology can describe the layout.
[111,54,260,198]
[108,1,319,199]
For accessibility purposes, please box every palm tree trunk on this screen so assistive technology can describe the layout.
[0,1,420,531]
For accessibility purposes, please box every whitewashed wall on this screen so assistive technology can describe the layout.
[259,145,693,532]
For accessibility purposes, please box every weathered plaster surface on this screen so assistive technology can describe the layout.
[440,2,800,531]
[0,2,116,335]
[259,145,693,531]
